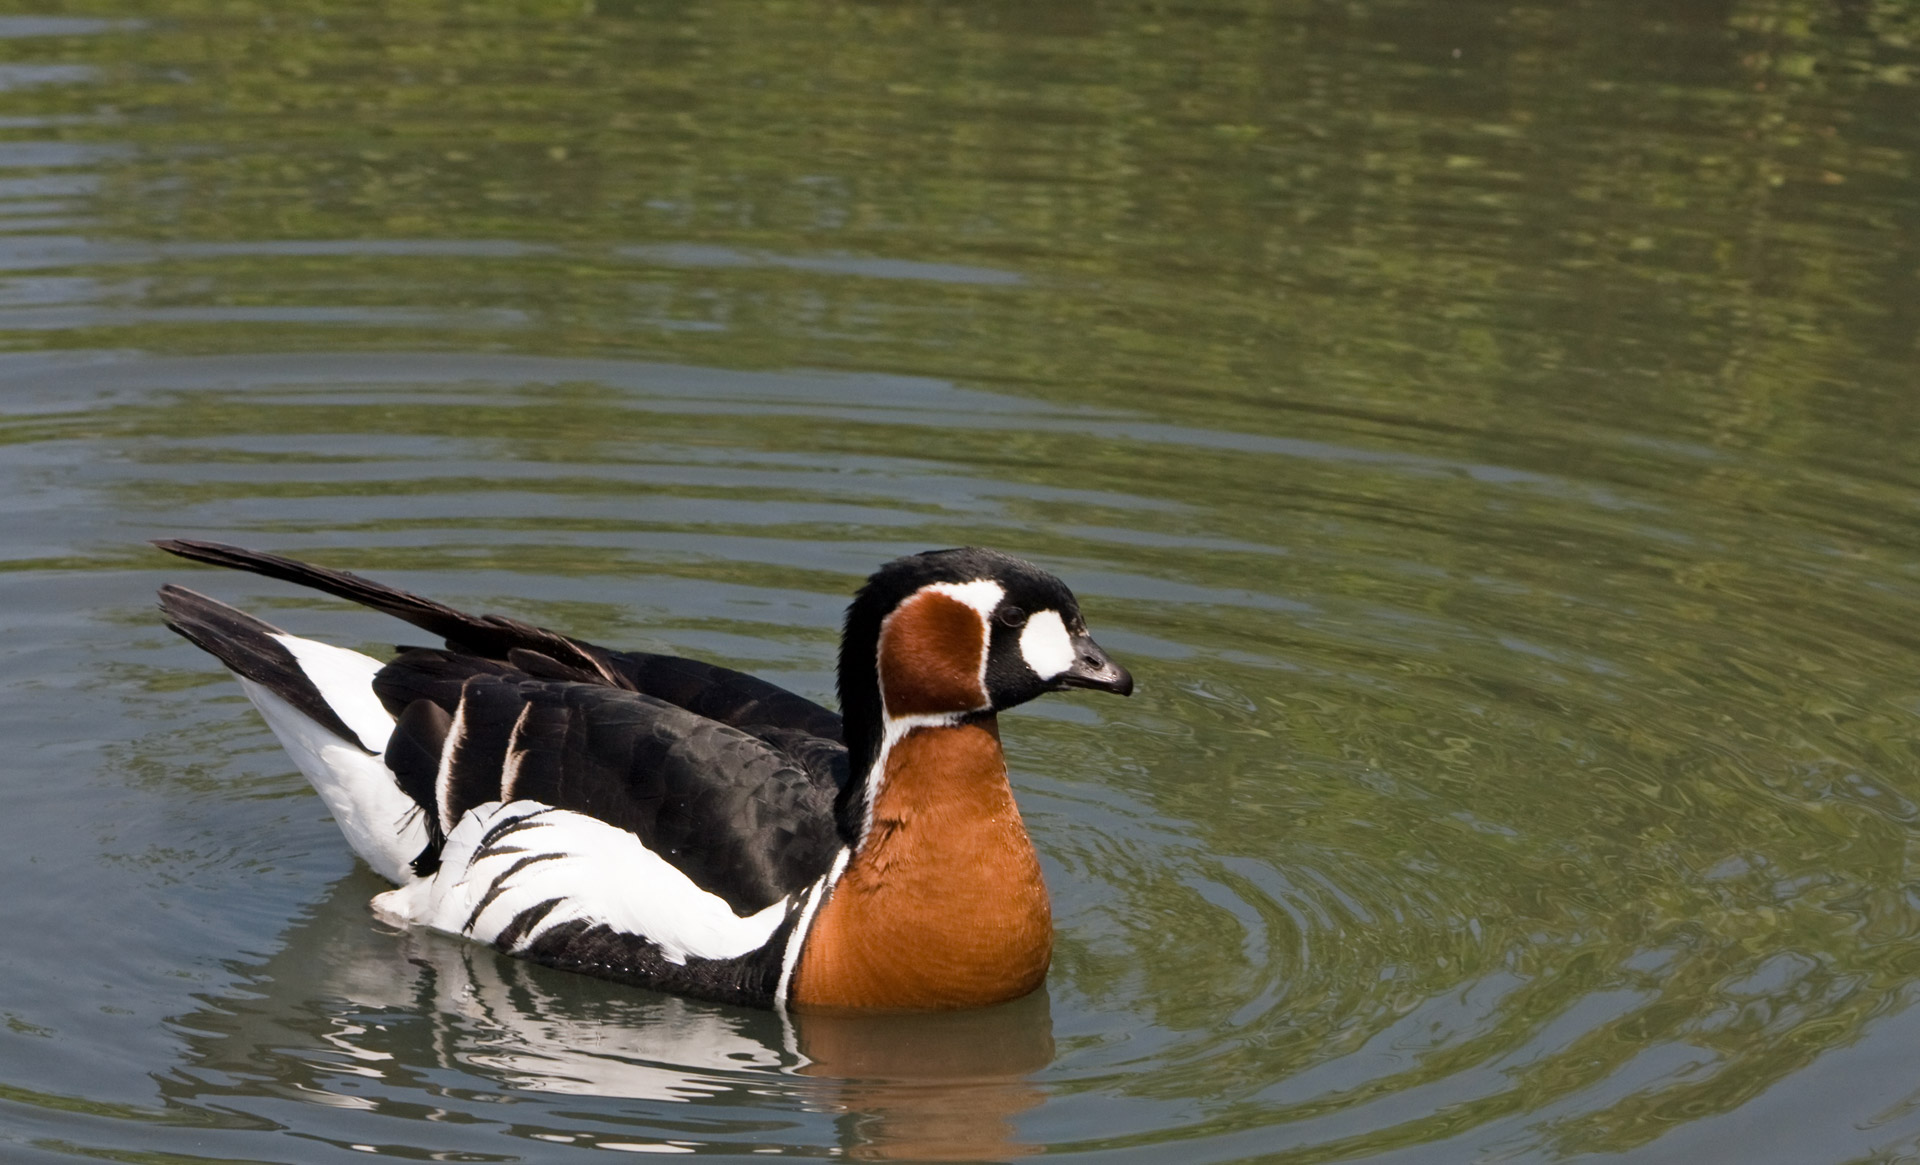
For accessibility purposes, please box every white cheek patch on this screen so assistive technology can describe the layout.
[925,579,1005,618]
[1019,610,1076,680]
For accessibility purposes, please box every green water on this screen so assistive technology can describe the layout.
[3,1,1920,1160]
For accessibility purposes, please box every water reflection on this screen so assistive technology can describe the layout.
[162,872,1053,1160]
[795,1004,1052,1161]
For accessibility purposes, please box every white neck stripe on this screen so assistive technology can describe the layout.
[860,710,968,843]
[775,846,851,1012]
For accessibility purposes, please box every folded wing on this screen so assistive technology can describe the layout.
[373,649,847,913]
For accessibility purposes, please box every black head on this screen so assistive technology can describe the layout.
[836,548,1132,783]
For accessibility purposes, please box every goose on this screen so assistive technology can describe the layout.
[155,540,1132,1011]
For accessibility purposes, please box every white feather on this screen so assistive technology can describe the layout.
[499,702,536,800]
[433,697,469,835]
[272,634,395,753]
[372,801,791,965]
[237,677,427,885]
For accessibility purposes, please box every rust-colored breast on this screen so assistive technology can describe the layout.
[877,590,989,717]
[792,719,1052,1011]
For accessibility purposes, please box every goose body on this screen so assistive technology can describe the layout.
[155,541,1131,1011]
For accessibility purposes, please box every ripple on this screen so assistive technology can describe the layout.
[3,0,1920,1159]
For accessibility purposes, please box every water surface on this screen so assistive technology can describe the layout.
[4,2,1920,1161]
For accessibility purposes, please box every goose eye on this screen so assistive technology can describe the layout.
[997,605,1028,628]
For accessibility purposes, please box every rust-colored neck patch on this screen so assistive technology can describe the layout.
[877,588,989,718]
[791,717,1051,1011]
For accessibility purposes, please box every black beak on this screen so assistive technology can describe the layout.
[1057,634,1134,697]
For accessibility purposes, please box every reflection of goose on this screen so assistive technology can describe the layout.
[164,872,1053,1160]
[437,945,767,1098]
[360,921,789,1102]
[156,541,1130,1010]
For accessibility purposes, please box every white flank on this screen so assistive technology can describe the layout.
[237,677,427,886]
[372,801,791,965]
[774,846,851,1011]
[1018,609,1075,680]
[272,634,396,753]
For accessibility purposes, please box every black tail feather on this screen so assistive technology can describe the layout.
[155,539,498,646]
[157,584,372,752]
[152,539,629,689]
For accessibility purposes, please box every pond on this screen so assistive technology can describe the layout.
[4,1,1920,1161]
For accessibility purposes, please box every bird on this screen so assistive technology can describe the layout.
[154,540,1133,1012]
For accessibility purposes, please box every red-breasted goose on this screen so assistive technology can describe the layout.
[154,541,1132,1011]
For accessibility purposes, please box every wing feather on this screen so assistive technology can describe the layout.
[376,653,844,913]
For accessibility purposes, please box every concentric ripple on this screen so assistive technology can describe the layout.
[3,2,1920,1162]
